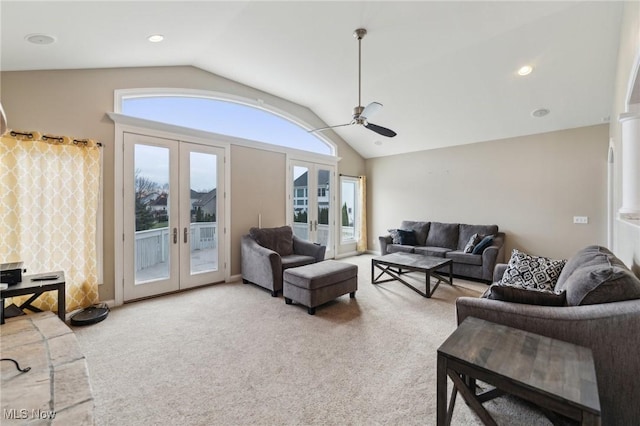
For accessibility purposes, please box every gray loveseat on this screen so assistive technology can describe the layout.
[241,226,326,296]
[379,221,505,282]
[456,246,640,425]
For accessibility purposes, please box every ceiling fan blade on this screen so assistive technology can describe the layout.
[365,122,397,138]
[308,122,353,133]
[360,102,382,120]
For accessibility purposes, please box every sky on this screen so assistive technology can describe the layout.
[123,97,332,155]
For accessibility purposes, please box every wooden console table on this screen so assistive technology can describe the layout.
[0,271,65,324]
[437,316,601,425]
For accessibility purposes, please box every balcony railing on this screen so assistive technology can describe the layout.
[135,222,217,272]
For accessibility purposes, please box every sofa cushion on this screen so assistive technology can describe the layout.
[249,226,293,256]
[425,222,459,249]
[414,246,451,258]
[284,260,358,290]
[387,244,415,254]
[472,235,495,255]
[499,249,567,292]
[397,229,417,246]
[458,224,499,251]
[563,257,640,306]
[556,245,610,290]
[400,221,430,246]
[445,251,483,266]
[483,283,567,306]
[281,254,317,269]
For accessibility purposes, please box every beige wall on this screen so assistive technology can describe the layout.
[0,66,365,301]
[366,125,609,260]
[610,1,640,275]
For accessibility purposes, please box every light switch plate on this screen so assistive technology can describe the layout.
[573,216,589,224]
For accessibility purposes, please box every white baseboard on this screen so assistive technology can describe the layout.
[229,273,242,282]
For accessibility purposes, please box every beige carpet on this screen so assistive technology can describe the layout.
[74,254,551,425]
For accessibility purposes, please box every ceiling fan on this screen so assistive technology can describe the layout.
[311,28,397,138]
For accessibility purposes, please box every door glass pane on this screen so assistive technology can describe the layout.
[293,166,309,240]
[190,152,218,274]
[134,144,170,284]
[341,179,358,243]
[317,168,330,247]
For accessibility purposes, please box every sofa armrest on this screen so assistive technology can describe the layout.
[293,235,326,262]
[455,297,640,425]
[493,263,508,282]
[379,235,392,255]
[479,232,505,281]
[241,235,282,289]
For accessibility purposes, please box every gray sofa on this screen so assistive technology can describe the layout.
[379,221,505,282]
[456,246,640,425]
[241,226,326,296]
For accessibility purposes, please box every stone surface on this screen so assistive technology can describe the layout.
[1,312,94,425]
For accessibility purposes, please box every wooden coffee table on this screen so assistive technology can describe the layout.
[371,252,452,298]
[437,316,601,425]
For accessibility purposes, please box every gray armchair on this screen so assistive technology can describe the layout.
[241,226,326,296]
[455,246,640,425]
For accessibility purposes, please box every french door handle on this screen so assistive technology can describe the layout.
[173,228,178,244]
[184,227,188,243]
[314,220,318,231]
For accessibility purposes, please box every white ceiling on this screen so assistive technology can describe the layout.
[0,1,624,158]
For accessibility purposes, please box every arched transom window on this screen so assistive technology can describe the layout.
[120,94,334,156]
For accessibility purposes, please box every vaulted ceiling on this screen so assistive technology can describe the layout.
[0,1,624,158]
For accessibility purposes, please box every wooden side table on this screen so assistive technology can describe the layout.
[437,316,601,426]
[0,272,66,324]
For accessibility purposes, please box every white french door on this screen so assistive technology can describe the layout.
[123,133,225,301]
[290,161,335,259]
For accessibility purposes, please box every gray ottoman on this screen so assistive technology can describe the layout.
[283,260,358,315]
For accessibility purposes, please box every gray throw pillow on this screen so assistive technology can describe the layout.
[499,249,567,292]
[483,283,566,306]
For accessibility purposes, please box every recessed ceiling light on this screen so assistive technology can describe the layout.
[147,34,164,43]
[25,34,56,45]
[531,108,550,118]
[517,65,533,76]
[374,140,383,146]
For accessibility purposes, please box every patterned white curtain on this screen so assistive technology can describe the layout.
[356,175,367,253]
[0,130,101,313]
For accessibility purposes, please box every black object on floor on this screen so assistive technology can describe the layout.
[70,304,109,326]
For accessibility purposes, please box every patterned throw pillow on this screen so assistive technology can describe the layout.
[388,229,401,244]
[463,233,481,253]
[499,249,567,292]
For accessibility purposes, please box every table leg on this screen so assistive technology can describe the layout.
[57,283,66,322]
[437,354,448,426]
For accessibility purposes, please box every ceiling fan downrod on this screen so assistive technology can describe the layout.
[354,28,367,116]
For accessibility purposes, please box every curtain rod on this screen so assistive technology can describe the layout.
[339,173,362,179]
[9,130,102,147]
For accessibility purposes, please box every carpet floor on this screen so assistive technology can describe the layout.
[74,254,552,425]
